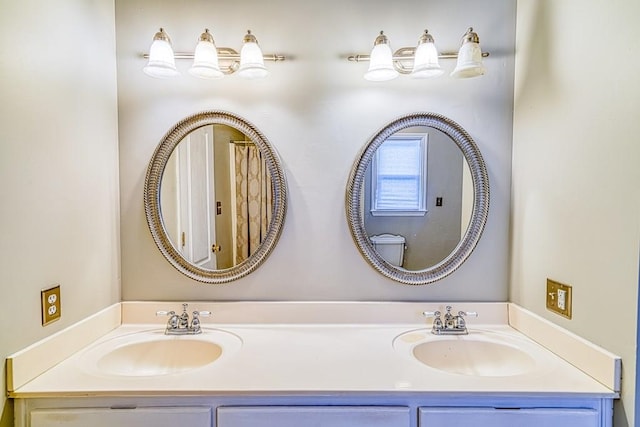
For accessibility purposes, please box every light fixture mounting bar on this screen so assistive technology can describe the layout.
[142,51,286,62]
[347,50,489,62]
[143,49,285,76]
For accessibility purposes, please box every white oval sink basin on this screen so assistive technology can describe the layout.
[81,327,242,377]
[96,338,223,376]
[393,329,543,377]
[412,338,536,377]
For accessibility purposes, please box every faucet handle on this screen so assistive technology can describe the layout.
[156,310,176,317]
[458,310,478,318]
[423,310,442,318]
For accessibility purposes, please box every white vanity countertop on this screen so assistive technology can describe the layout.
[7,302,620,398]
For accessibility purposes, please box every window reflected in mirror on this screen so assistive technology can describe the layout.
[370,132,428,216]
[345,112,489,285]
[363,126,472,270]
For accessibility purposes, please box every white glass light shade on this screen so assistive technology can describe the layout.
[450,41,485,78]
[411,40,443,79]
[143,29,179,78]
[189,31,223,79]
[238,31,268,79]
[364,43,398,82]
[450,28,486,79]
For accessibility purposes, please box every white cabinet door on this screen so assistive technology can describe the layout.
[419,407,600,427]
[30,407,211,427]
[217,406,410,427]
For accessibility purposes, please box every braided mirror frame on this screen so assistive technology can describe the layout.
[346,112,489,285]
[144,111,287,284]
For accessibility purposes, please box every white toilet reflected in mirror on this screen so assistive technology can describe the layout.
[370,234,406,267]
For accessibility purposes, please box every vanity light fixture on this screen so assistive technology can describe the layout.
[364,31,399,82]
[143,28,180,78]
[143,28,285,79]
[188,29,223,79]
[450,27,486,78]
[411,30,443,79]
[349,27,489,81]
[237,30,269,79]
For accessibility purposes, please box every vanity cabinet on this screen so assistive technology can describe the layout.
[15,395,613,427]
[217,406,410,427]
[418,407,599,427]
[29,406,211,427]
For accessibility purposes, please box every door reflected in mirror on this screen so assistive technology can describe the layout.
[160,124,273,271]
[362,126,473,271]
[145,111,286,284]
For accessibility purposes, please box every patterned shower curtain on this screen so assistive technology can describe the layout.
[234,143,273,263]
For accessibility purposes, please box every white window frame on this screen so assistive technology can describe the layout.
[370,133,428,217]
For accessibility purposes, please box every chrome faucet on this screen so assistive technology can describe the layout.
[423,305,477,335]
[156,303,211,335]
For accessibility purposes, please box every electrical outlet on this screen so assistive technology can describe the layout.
[546,279,572,319]
[41,285,61,326]
[557,289,567,310]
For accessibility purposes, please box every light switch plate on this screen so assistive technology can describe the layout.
[546,279,572,319]
[41,285,61,326]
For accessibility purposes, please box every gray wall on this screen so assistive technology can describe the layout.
[116,0,516,301]
[511,1,640,425]
[0,0,120,424]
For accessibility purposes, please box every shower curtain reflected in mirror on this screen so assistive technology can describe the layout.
[231,141,273,264]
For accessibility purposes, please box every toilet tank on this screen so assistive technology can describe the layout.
[370,234,406,267]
